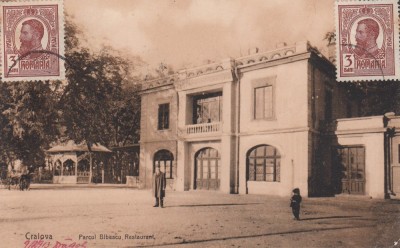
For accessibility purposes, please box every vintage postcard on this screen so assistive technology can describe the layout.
[0,0,65,82]
[1,1,400,248]
[335,0,400,81]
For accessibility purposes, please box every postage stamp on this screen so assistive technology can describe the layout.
[335,0,399,82]
[0,0,65,82]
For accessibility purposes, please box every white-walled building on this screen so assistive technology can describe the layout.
[138,41,399,199]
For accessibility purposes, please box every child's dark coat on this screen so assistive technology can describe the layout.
[290,192,302,220]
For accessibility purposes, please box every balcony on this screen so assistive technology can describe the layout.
[185,122,222,135]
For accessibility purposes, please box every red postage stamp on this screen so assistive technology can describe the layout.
[0,0,65,82]
[335,0,399,81]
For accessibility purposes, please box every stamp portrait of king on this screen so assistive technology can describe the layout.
[18,19,45,60]
[1,0,65,81]
[336,0,399,81]
[353,18,383,59]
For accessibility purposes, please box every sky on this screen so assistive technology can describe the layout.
[65,0,335,74]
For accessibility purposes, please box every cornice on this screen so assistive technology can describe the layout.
[139,41,335,92]
[175,69,234,91]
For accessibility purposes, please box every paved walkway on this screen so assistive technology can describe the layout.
[1,188,399,248]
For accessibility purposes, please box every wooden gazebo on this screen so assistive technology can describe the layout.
[47,140,112,184]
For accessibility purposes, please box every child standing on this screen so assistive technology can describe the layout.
[290,188,302,220]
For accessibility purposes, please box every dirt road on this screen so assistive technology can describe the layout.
[1,186,399,247]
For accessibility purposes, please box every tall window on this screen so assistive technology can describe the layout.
[154,150,174,179]
[195,147,221,190]
[337,146,365,194]
[158,103,169,130]
[254,85,273,119]
[193,92,222,124]
[247,145,280,182]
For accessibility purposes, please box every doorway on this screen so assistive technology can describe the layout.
[337,146,365,195]
[194,148,220,190]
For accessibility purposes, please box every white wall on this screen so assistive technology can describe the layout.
[336,133,386,198]
[240,60,309,133]
[336,116,387,199]
[140,88,177,143]
[239,131,309,197]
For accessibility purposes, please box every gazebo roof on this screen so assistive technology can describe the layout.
[47,140,112,153]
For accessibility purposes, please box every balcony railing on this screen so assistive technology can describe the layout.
[186,122,221,135]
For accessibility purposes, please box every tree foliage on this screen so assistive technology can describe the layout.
[0,16,142,168]
[324,31,336,45]
[357,81,400,116]
[0,80,61,166]
[60,15,142,148]
[60,47,141,147]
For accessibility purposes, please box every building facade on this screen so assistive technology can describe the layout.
[139,41,399,199]
[330,114,400,199]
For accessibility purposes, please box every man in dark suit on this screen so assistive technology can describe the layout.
[152,164,166,208]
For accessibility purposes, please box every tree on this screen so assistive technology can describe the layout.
[324,31,336,45]
[59,18,143,182]
[60,48,130,146]
[357,81,400,116]
[0,15,143,173]
[0,80,61,167]
[60,15,142,148]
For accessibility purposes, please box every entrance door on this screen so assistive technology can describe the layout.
[338,146,365,194]
[195,148,220,190]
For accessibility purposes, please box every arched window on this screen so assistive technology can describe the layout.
[247,145,281,182]
[77,159,89,172]
[153,150,174,179]
[63,159,76,176]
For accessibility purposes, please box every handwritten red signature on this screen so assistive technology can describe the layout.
[24,239,88,248]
